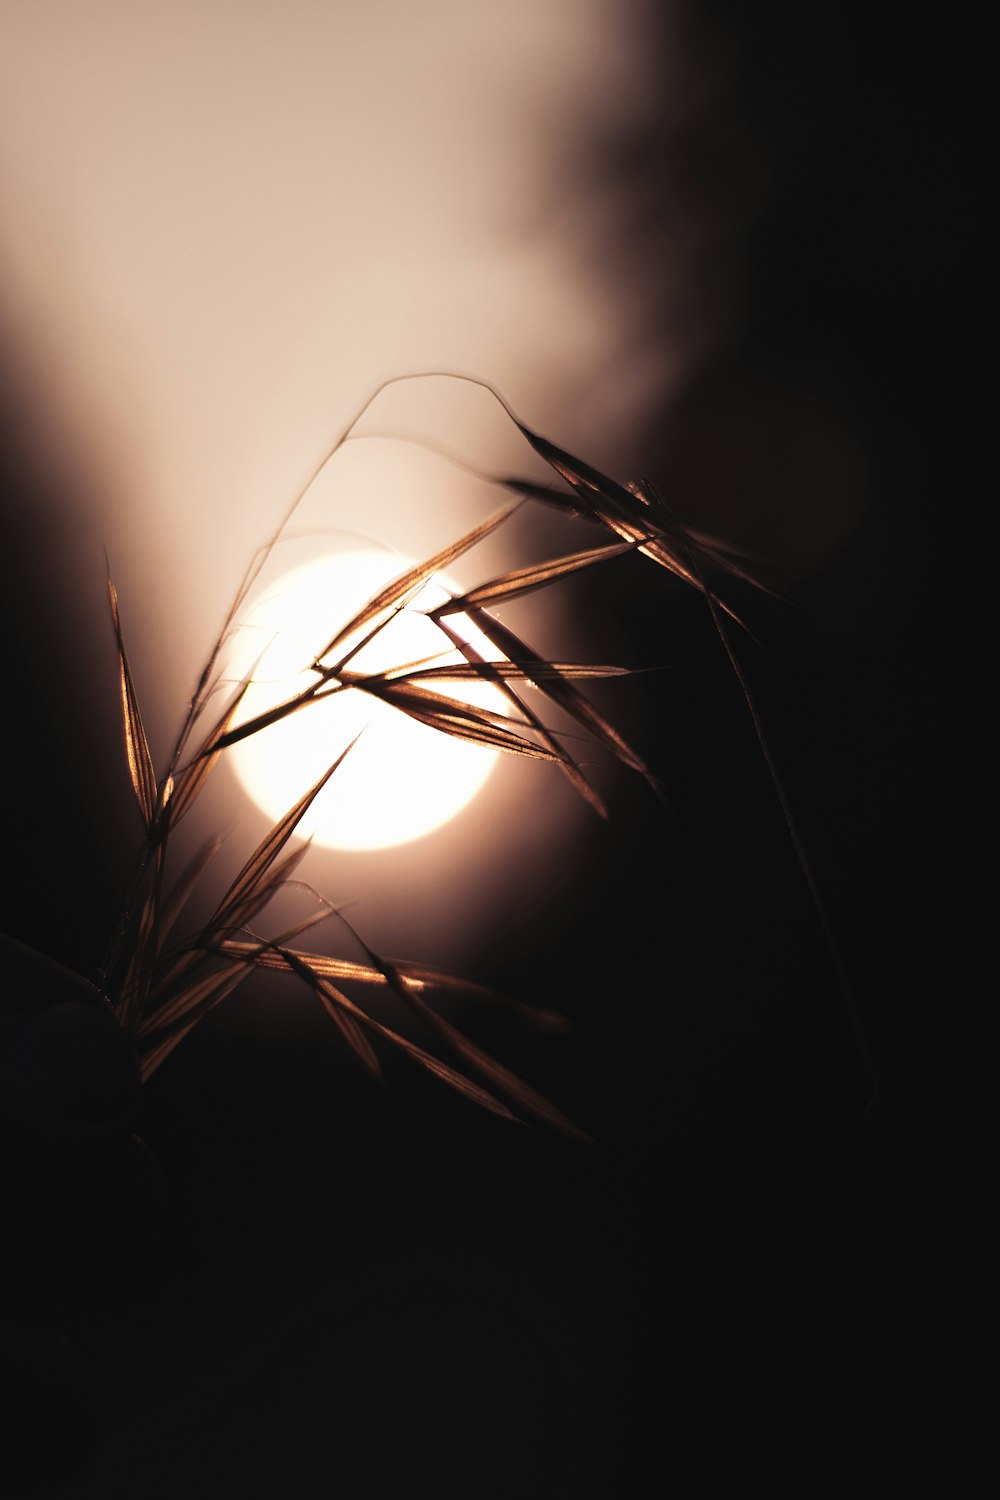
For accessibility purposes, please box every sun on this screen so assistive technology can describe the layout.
[226,550,509,850]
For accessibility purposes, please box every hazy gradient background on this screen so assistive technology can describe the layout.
[0,0,683,970]
[0,3,975,1494]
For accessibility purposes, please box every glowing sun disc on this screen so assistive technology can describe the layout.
[227,550,508,850]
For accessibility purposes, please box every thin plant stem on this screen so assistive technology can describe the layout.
[683,538,879,1117]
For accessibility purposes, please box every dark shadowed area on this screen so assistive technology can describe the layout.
[1,4,977,1494]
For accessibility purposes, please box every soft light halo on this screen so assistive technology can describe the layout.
[226,549,509,850]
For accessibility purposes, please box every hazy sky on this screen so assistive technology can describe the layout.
[0,1,663,600]
[0,1,671,962]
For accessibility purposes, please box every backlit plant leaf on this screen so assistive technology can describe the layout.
[211,840,314,941]
[429,616,608,818]
[219,937,382,1080]
[169,682,250,823]
[368,661,630,686]
[217,940,570,1033]
[431,537,645,612]
[314,501,521,664]
[157,835,223,945]
[210,735,360,932]
[139,955,251,1041]
[342,673,563,761]
[107,571,158,832]
[332,917,587,1139]
[495,433,749,628]
[139,961,256,1081]
[466,605,661,796]
[270,944,517,1122]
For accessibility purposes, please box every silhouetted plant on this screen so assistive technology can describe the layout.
[99,372,872,1135]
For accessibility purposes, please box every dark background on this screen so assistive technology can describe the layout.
[1,5,977,1493]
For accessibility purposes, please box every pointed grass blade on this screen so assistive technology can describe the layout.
[139,962,254,1080]
[344,924,587,1140]
[431,538,644,613]
[211,734,360,931]
[227,934,383,1080]
[157,835,224,945]
[501,436,749,624]
[319,597,413,678]
[507,422,640,513]
[398,964,571,1035]
[139,1014,201,1082]
[138,955,251,1040]
[506,427,703,587]
[142,942,205,1012]
[380,661,630,685]
[107,571,158,831]
[430,616,608,818]
[346,674,561,761]
[169,683,250,823]
[245,926,384,1082]
[501,425,694,575]
[216,940,570,1034]
[117,841,171,1030]
[466,606,661,798]
[315,501,521,663]
[500,477,585,518]
[218,941,389,986]
[141,910,328,1036]
[395,970,588,1138]
[210,839,313,939]
[272,945,517,1123]
[310,982,383,1080]
[209,682,320,755]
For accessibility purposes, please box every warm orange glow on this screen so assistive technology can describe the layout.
[227,551,509,850]
[0,0,642,959]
